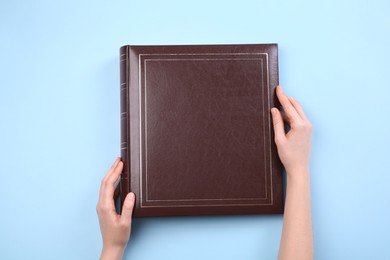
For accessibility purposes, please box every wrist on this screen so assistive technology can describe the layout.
[100,245,125,260]
[285,166,310,184]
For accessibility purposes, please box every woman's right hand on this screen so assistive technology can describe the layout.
[271,86,312,178]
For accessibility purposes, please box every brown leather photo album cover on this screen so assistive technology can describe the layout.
[119,44,283,217]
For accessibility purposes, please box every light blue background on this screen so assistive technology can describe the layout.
[0,0,389,259]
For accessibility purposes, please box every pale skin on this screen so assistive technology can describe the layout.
[96,158,135,260]
[96,85,313,260]
[272,86,314,260]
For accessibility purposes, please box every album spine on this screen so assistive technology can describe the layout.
[119,46,130,208]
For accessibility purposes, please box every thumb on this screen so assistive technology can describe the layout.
[271,108,286,143]
[121,192,135,221]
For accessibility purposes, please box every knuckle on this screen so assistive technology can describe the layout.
[295,122,305,130]
[120,221,131,228]
[96,204,101,214]
[301,122,312,132]
[273,119,283,128]
[99,203,110,213]
[101,177,108,186]
[274,136,283,145]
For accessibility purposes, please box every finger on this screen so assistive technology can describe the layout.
[98,158,121,202]
[276,86,302,122]
[271,108,286,143]
[121,192,135,221]
[102,161,124,204]
[287,96,308,121]
[110,157,121,170]
[106,161,124,186]
[102,157,121,184]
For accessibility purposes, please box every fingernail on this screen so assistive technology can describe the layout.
[271,108,277,115]
[129,192,135,199]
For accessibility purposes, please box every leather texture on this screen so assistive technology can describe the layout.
[120,44,283,217]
